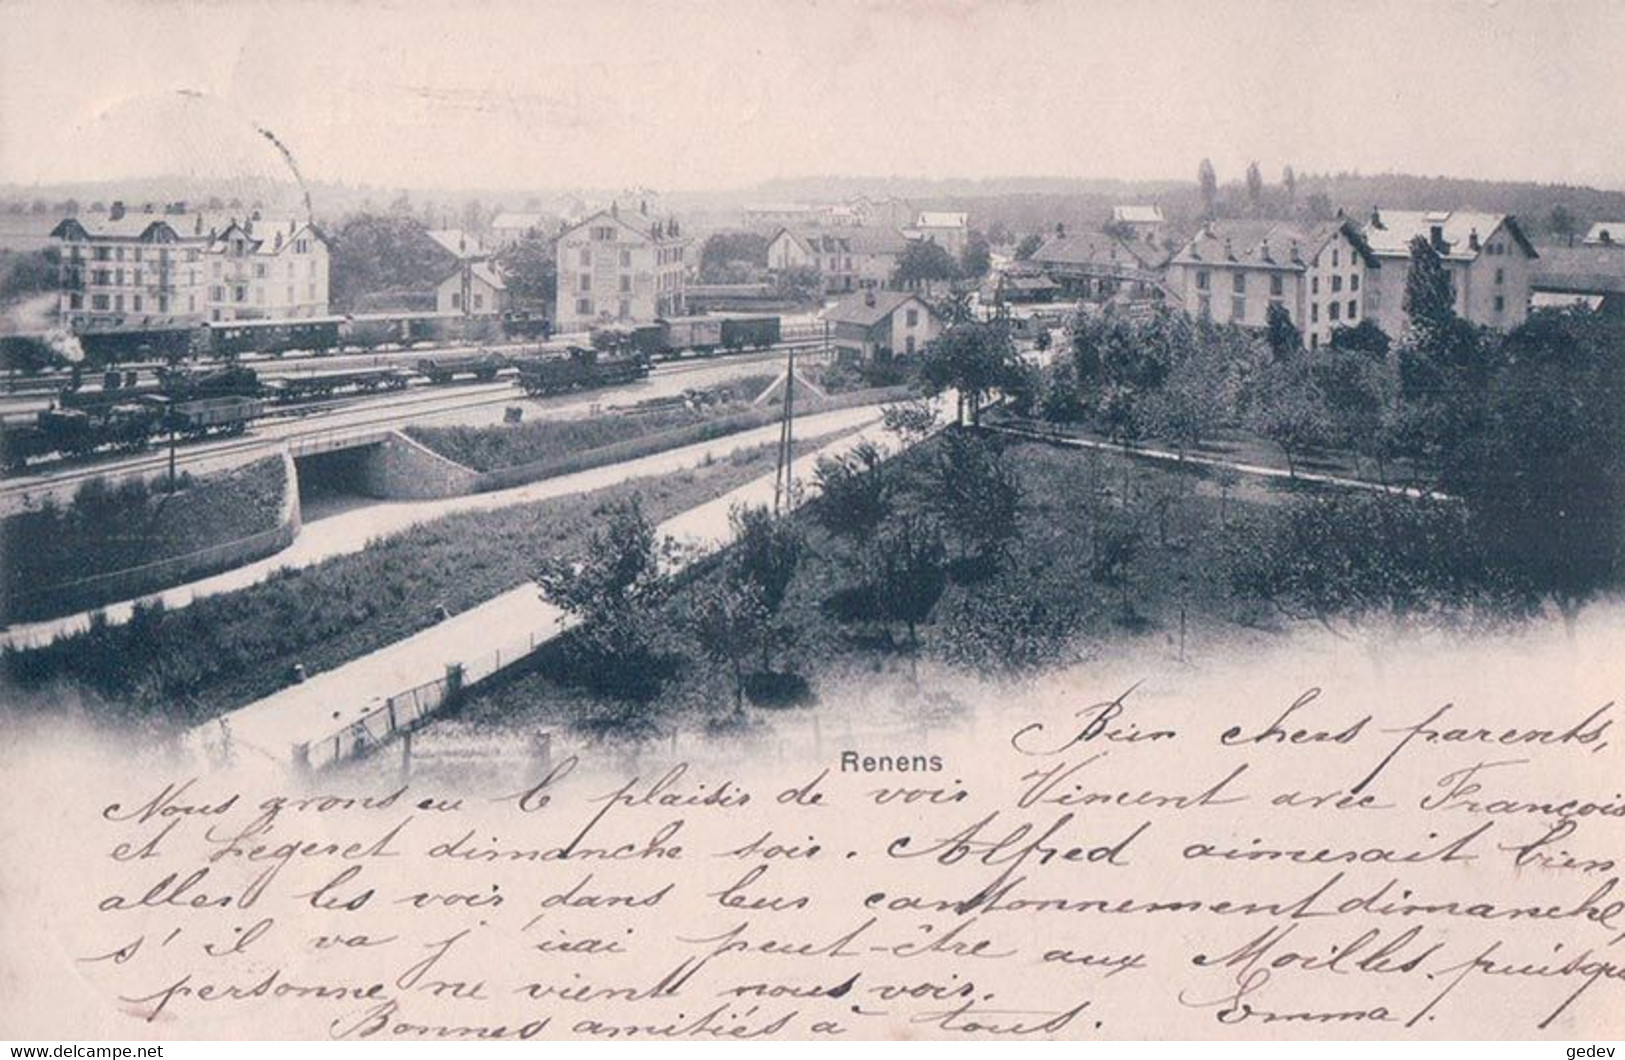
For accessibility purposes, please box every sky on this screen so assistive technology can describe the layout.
[1,0,1622,193]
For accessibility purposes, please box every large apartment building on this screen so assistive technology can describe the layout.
[51,204,330,329]
[554,206,689,332]
[1360,209,1537,334]
[1164,218,1377,348]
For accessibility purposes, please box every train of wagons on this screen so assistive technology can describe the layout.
[1,310,786,371]
[0,347,652,472]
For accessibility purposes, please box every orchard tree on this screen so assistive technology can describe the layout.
[926,429,1024,564]
[535,498,679,702]
[918,321,1022,426]
[1549,204,1578,247]
[687,578,768,717]
[811,441,894,551]
[728,503,804,669]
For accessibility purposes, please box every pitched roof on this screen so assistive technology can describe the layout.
[1363,209,1536,260]
[1112,205,1165,225]
[915,212,968,229]
[427,228,484,259]
[562,208,686,243]
[1170,218,1375,270]
[1583,221,1625,245]
[824,289,934,328]
[776,225,911,256]
[1530,244,1625,295]
[1033,232,1165,271]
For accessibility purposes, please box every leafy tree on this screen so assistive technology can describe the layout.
[926,429,1024,564]
[959,234,992,280]
[699,230,769,282]
[1197,159,1218,217]
[1445,309,1625,631]
[535,497,678,702]
[892,239,959,290]
[811,441,894,549]
[881,396,942,444]
[1013,233,1044,260]
[687,578,768,716]
[1305,191,1336,222]
[1231,491,1526,640]
[1549,204,1578,247]
[1265,301,1303,361]
[1329,319,1391,358]
[1401,235,1457,345]
[729,503,804,625]
[871,512,948,664]
[329,212,455,311]
[1092,514,1144,620]
[495,231,557,309]
[773,264,822,304]
[1245,161,1264,213]
[1246,356,1328,477]
[1039,357,1088,422]
[1143,325,1231,457]
[918,321,1022,425]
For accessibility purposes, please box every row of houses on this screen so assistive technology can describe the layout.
[1011,206,1625,345]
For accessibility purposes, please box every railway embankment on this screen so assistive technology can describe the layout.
[0,451,300,623]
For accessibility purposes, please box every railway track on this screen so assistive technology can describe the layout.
[0,344,831,501]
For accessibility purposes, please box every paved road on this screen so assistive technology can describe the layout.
[0,347,821,512]
[199,410,913,769]
[0,403,886,650]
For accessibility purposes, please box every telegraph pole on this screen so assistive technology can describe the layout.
[773,342,796,514]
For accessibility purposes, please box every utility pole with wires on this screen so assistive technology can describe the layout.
[772,342,797,514]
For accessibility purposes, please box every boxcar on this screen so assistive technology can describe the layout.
[659,316,725,357]
[167,395,263,437]
[205,317,346,358]
[720,314,781,351]
[77,324,200,366]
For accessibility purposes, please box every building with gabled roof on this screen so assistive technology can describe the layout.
[905,211,970,257]
[489,211,556,248]
[1530,243,1625,317]
[426,228,487,260]
[823,288,943,362]
[766,225,912,294]
[436,260,509,316]
[554,204,690,331]
[52,203,329,328]
[1164,217,1377,347]
[1360,208,1537,334]
[1029,231,1168,306]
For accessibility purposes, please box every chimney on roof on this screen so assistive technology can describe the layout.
[274,231,283,250]
[1430,225,1446,252]
[611,201,619,218]
[1260,238,1272,262]
[142,202,155,214]
[1468,228,1480,252]
[1223,237,1235,261]
[194,214,203,235]
[864,290,876,307]
[1290,239,1301,264]
[640,199,648,216]
[1369,207,1383,229]
[109,201,126,221]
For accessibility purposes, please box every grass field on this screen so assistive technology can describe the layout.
[0,440,825,730]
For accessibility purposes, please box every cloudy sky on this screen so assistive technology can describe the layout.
[2,0,1622,192]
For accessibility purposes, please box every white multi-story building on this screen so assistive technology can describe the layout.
[554,205,690,332]
[1360,209,1537,334]
[51,204,329,328]
[1164,218,1377,348]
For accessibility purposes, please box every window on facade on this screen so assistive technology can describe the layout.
[1332,249,1340,267]
[1329,302,1341,321]
[69,293,83,309]
[619,299,631,318]
[134,295,144,312]
[113,294,123,311]
[1312,276,1320,295]
[619,249,631,268]
[1232,273,1245,294]
[580,273,592,292]
[92,294,108,310]
[1311,303,1319,323]
[1231,296,1246,320]
[95,247,110,261]
[619,275,631,293]
[1311,334,1319,350]
[576,298,592,315]
[474,294,484,309]
[1270,274,1283,297]
[158,296,169,313]
[592,226,616,241]
[133,248,143,262]
[133,270,142,287]
[1494,295,1505,312]
[1197,295,1210,318]
[254,263,266,278]
[116,247,125,261]
[906,308,918,326]
[1348,300,1357,319]
[235,286,246,303]
[1495,268,1505,285]
[1195,271,1209,291]
[1332,275,1343,293]
[1351,274,1360,292]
